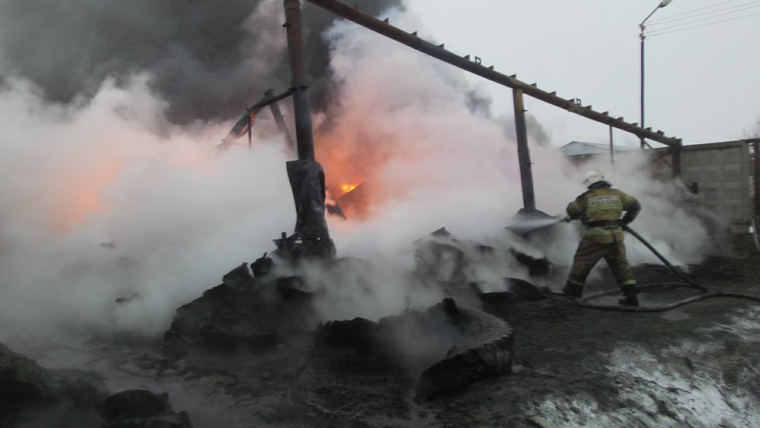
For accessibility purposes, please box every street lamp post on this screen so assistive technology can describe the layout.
[640,0,674,148]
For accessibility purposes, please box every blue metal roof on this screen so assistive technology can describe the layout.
[559,141,639,156]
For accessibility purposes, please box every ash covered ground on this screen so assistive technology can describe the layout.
[4,235,759,428]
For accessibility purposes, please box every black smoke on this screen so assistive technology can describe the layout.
[0,0,404,124]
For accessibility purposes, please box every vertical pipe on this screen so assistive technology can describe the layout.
[282,0,333,258]
[609,125,615,166]
[672,139,682,177]
[512,88,536,212]
[283,0,315,161]
[639,30,646,149]
[754,141,759,221]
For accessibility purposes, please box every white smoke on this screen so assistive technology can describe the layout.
[0,75,295,338]
[314,11,721,307]
[0,6,725,342]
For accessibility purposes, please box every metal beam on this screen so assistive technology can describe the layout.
[216,88,295,152]
[251,88,294,112]
[266,90,296,157]
[305,0,682,149]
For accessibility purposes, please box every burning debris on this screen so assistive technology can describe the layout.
[416,298,513,398]
[161,220,556,400]
[100,390,193,428]
[331,181,368,219]
[316,297,514,399]
[216,88,296,153]
[283,159,336,258]
[413,226,553,302]
[163,260,318,353]
[0,342,193,427]
[475,277,551,307]
[162,259,513,399]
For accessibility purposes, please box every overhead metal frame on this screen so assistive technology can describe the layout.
[304,0,681,146]
[304,0,684,210]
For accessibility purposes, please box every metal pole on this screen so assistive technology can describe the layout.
[512,89,535,212]
[672,139,682,177]
[753,141,759,221]
[640,29,646,149]
[283,0,315,161]
[281,0,334,258]
[639,1,673,149]
[609,125,615,166]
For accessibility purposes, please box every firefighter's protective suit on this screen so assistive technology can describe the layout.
[563,179,641,305]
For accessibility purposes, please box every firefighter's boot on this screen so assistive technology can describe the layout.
[562,281,583,298]
[618,284,640,307]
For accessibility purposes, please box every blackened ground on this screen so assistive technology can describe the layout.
[9,236,760,428]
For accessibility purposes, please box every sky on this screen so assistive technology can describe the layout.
[403,0,760,147]
[0,0,738,339]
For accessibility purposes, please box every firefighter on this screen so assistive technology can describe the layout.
[562,170,642,306]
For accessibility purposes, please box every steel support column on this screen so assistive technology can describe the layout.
[512,89,535,211]
[282,0,334,259]
[284,0,315,161]
[609,126,615,166]
[640,32,647,149]
[754,141,759,221]
[672,139,682,177]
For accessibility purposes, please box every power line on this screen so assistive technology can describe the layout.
[647,11,760,37]
[643,0,760,36]
[648,1,760,29]
[646,4,760,34]
[648,0,759,25]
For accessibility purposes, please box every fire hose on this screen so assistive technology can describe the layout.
[576,225,760,312]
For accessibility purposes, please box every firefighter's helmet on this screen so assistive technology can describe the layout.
[583,170,605,188]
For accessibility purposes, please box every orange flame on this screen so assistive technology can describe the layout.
[340,183,357,194]
[54,161,122,233]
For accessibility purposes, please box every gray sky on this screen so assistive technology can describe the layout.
[403,0,760,147]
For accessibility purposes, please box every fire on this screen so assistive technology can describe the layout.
[54,161,123,233]
[323,177,366,220]
[340,183,357,194]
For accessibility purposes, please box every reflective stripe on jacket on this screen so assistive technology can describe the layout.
[567,186,639,243]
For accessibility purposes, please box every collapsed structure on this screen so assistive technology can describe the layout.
[162,0,693,395]
[164,0,757,401]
